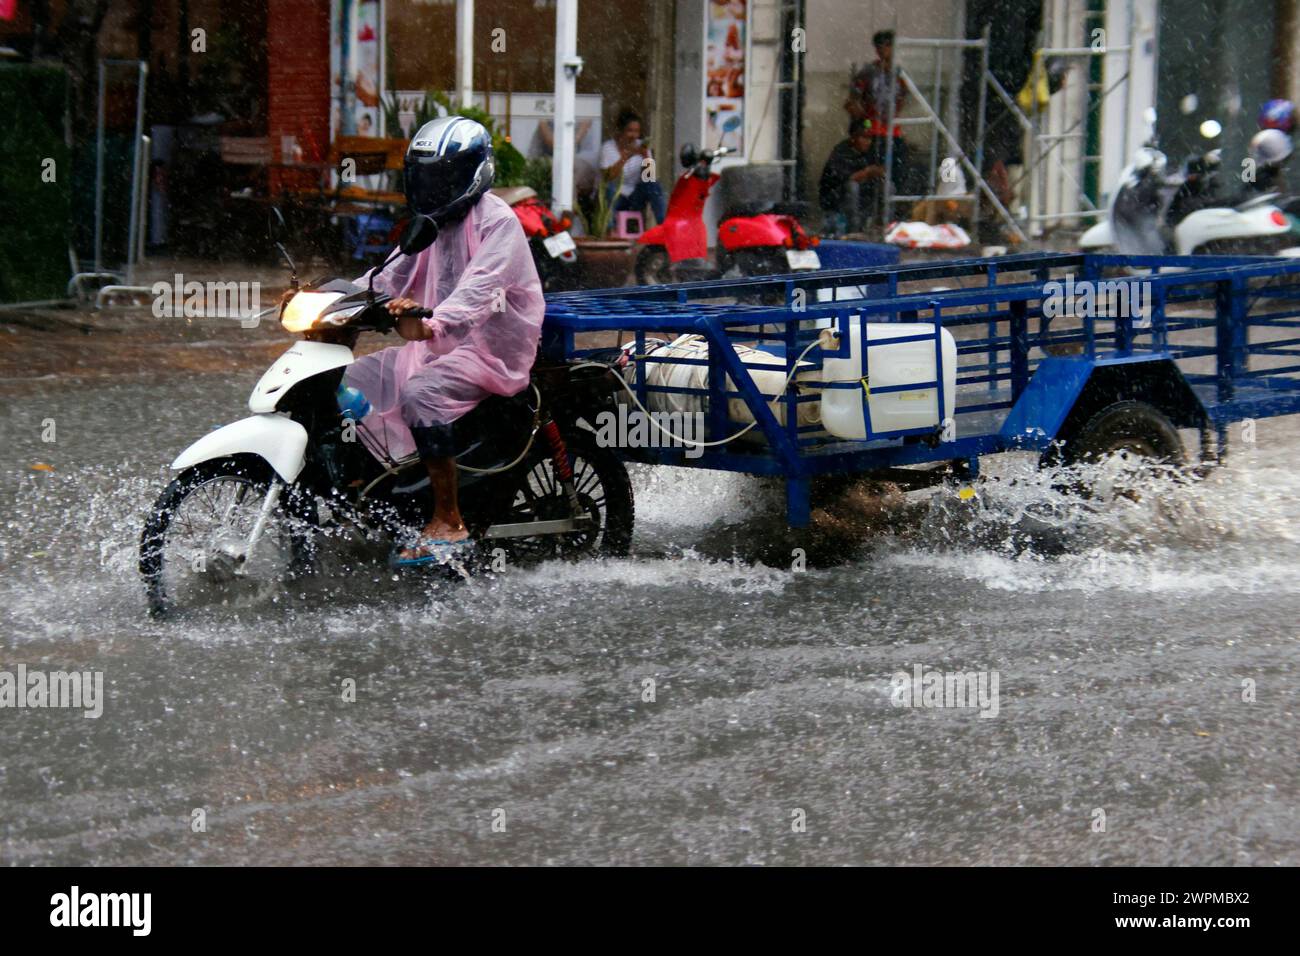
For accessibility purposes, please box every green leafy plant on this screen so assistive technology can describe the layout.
[380,90,443,139]
[379,91,529,186]
[492,138,528,188]
[523,156,553,202]
[581,184,614,238]
[421,93,527,187]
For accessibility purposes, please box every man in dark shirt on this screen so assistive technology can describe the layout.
[840,30,914,229]
[845,30,906,135]
[819,122,885,235]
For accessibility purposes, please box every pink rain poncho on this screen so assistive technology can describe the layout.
[345,191,545,461]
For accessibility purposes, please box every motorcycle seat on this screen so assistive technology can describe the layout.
[720,200,811,222]
[491,185,538,206]
[720,201,776,220]
[1235,192,1280,211]
[771,200,812,219]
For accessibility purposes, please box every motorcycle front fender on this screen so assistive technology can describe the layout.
[171,414,309,483]
[653,217,709,262]
[1079,220,1113,250]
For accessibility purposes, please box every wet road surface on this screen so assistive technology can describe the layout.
[1,316,1298,865]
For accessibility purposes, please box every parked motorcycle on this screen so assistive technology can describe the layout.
[634,144,820,285]
[139,212,632,617]
[1081,145,1298,257]
[493,185,582,292]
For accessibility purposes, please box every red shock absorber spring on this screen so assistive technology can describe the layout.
[540,419,573,482]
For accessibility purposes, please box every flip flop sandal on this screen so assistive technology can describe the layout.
[389,536,476,569]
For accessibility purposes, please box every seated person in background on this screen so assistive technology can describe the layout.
[600,108,667,227]
[818,121,884,235]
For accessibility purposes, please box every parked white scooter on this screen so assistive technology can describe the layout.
[1081,146,1298,257]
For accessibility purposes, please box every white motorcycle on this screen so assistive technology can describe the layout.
[1080,146,1299,257]
[138,213,634,617]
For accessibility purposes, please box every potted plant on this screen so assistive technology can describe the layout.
[566,186,631,287]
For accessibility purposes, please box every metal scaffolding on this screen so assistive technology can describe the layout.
[1018,0,1126,234]
[876,1,1143,241]
[775,0,806,201]
[880,29,1025,242]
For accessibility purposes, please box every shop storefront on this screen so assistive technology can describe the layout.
[268,1,669,202]
[266,0,780,230]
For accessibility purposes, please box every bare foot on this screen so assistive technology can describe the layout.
[398,520,469,561]
[421,519,468,542]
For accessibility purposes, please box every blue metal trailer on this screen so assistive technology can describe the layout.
[542,252,1300,526]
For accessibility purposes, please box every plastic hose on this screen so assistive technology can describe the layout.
[571,336,824,450]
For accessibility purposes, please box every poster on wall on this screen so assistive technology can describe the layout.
[705,0,747,155]
[331,0,384,139]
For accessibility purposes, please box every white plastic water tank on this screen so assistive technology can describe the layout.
[819,320,957,440]
[624,335,820,428]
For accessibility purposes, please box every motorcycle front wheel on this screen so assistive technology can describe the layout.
[634,245,672,285]
[139,455,317,618]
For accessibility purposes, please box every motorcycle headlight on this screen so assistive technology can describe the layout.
[282,291,347,333]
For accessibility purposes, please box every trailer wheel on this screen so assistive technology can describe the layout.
[635,246,672,285]
[1042,400,1185,497]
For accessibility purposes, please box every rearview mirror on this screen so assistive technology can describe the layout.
[267,206,286,243]
[267,206,297,289]
[367,215,439,302]
[399,215,438,256]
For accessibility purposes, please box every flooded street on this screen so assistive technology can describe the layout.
[2,318,1298,866]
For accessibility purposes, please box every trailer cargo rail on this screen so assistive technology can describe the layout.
[543,252,1300,525]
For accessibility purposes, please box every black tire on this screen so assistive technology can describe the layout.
[634,245,672,285]
[530,238,579,293]
[139,455,317,617]
[732,247,788,278]
[730,248,793,305]
[1041,401,1185,496]
[489,429,634,563]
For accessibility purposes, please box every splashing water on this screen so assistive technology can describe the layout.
[2,374,1298,865]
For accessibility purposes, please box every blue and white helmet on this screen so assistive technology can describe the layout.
[1259,99,1296,135]
[404,117,495,225]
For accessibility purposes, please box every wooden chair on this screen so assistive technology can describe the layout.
[326,137,410,262]
[330,136,407,173]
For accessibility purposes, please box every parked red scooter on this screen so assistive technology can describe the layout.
[492,185,580,293]
[634,144,820,285]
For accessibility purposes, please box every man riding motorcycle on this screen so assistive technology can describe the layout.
[344,116,545,566]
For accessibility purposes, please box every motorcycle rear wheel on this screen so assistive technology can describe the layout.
[487,429,634,563]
